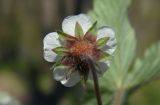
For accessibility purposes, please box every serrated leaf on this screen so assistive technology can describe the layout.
[88,0,136,91]
[125,42,160,89]
[84,0,136,104]
[96,37,109,49]
[75,22,84,38]
[84,0,160,105]
[52,47,68,55]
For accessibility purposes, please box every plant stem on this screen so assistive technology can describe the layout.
[112,88,127,105]
[88,59,103,105]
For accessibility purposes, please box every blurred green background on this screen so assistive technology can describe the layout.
[0,0,160,105]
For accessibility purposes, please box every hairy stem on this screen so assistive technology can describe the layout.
[88,59,103,105]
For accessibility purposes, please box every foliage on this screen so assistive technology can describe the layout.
[84,0,160,104]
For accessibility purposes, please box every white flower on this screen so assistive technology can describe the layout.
[43,14,117,87]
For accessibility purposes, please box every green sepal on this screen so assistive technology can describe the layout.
[57,31,77,46]
[98,51,111,62]
[96,37,109,49]
[95,63,102,74]
[50,57,63,70]
[50,62,58,71]
[75,22,84,38]
[57,31,76,40]
[85,21,97,36]
[52,46,69,55]
[53,64,68,70]
[50,64,68,76]
[57,31,68,36]
[57,31,66,44]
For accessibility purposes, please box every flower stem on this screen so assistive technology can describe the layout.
[88,59,103,105]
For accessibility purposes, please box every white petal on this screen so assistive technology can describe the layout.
[62,14,92,36]
[60,71,80,87]
[53,65,68,81]
[88,62,109,79]
[97,26,117,55]
[43,32,60,62]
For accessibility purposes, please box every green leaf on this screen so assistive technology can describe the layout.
[88,0,136,91]
[96,37,109,49]
[85,0,136,104]
[75,22,84,38]
[84,0,160,105]
[125,42,160,89]
[52,47,68,55]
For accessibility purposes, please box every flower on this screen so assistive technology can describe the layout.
[43,14,116,87]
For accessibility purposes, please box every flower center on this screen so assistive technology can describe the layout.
[70,40,94,56]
